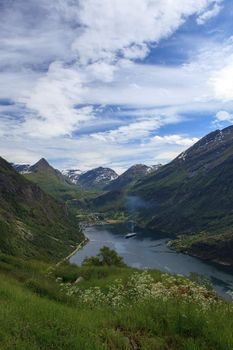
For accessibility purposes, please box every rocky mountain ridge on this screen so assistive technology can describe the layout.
[78,167,118,190]
[105,163,162,191]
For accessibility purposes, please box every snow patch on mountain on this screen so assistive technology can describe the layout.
[61,169,83,184]
[12,163,32,174]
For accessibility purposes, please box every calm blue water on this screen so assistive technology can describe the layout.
[70,224,233,298]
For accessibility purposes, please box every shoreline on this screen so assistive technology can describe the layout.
[56,237,89,266]
[167,240,233,268]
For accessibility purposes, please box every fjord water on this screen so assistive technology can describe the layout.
[70,224,233,298]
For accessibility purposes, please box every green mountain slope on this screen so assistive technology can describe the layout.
[133,126,233,230]
[23,158,88,201]
[130,126,233,264]
[0,157,84,260]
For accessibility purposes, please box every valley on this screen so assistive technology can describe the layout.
[9,125,233,267]
[2,2,233,348]
[1,125,233,349]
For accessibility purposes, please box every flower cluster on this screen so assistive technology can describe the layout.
[151,274,220,310]
[60,271,223,310]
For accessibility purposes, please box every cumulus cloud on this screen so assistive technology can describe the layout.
[18,62,95,137]
[151,135,199,146]
[0,0,222,138]
[0,0,229,169]
[72,0,221,63]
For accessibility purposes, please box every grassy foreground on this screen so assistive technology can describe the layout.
[0,253,233,350]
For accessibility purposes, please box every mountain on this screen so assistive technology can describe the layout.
[89,126,233,265]
[105,164,161,191]
[133,126,233,229]
[18,158,84,201]
[89,164,162,213]
[78,167,118,190]
[29,158,67,181]
[0,156,83,260]
[12,158,62,176]
[12,163,31,174]
[128,126,233,265]
[61,169,83,184]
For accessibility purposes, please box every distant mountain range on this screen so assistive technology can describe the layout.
[13,161,119,191]
[13,161,161,191]
[0,157,83,260]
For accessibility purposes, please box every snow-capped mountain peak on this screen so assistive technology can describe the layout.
[61,169,83,184]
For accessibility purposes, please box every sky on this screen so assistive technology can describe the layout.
[1,0,233,173]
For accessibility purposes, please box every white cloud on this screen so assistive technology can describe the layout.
[197,3,222,25]
[0,0,221,140]
[81,61,211,107]
[151,135,199,146]
[72,0,221,64]
[92,119,161,143]
[0,147,41,165]
[213,110,233,127]
[0,0,230,170]
[91,113,181,143]
[215,110,233,121]
[211,60,233,101]
[19,62,95,137]
[85,61,117,83]
[0,131,198,173]
[122,44,149,60]
[18,35,233,140]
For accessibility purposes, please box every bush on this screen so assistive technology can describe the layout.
[82,246,126,267]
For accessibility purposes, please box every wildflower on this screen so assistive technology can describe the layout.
[59,270,223,311]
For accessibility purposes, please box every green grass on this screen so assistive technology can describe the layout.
[0,253,233,350]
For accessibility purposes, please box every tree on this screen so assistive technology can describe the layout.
[82,246,126,267]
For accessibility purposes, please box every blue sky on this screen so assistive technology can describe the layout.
[1,0,233,173]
